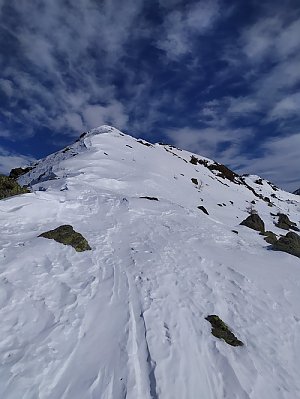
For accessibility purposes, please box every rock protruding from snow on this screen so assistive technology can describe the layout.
[39,225,91,252]
[273,232,300,258]
[205,315,244,347]
[0,175,29,200]
[240,213,265,232]
[275,213,299,231]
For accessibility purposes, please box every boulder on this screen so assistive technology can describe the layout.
[275,213,299,231]
[273,232,300,258]
[0,175,29,200]
[240,213,265,232]
[39,225,91,252]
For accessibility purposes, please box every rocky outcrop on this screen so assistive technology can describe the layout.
[0,175,29,200]
[39,225,91,252]
[9,167,33,180]
[205,315,244,347]
[273,232,300,258]
[240,213,265,232]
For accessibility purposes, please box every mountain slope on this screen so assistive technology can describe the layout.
[293,188,300,195]
[1,125,300,399]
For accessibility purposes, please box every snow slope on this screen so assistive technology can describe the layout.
[1,125,300,399]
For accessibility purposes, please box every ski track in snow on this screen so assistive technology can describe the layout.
[1,128,300,398]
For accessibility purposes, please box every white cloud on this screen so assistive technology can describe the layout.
[234,133,300,192]
[241,16,300,63]
[164,126,252,160]
[0,79,14,97]
[0,146,35,175]
[268,93,300,120]
[157,1,221,59]
[82,102,128,130]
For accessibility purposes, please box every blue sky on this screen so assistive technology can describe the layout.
[0,0,300,191]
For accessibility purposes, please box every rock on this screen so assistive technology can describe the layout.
[205,315,244,347]
[39,225,91,252]
[261,231,277,245]
[140,196,159,201]
[191,178,198,185]
[0,175,29,200]
[198,206,209,215]
[273,232,300,258]
[9,166,32,180]
[190,155,198,165]
[240,213,265,232]
[275,213,299,231]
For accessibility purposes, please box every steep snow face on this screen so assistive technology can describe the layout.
[1,126,300,399]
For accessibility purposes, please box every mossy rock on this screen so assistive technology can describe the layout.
[261,230,277,245]
[275,213,299,231]
[273,232,300,258]
[240,213,265,232]
[39,225,91,252]
[0,175,29,200]
[205,315,244,347]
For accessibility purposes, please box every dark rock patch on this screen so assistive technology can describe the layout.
[140,196,159,201]
[137,140,152,147]
[0,175,29,200]
[240,213,265,232]
[273,232,300,258]
[39,225,91,252]
[255,178,263,185]
[275,213,299,231]
[191,178,198,185]
[190,155,199,165]
[260,231,278,245]
[126,145,133,148]
[205,315,244,347]
[198,206,209,215]
[9,167,33,180]
[232,230,239,234]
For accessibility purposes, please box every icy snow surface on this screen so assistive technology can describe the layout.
[1,126,300,398]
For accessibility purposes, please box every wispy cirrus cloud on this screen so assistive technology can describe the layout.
[157,0,221,59]
[0,146,34,174]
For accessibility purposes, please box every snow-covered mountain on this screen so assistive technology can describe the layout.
[293,188,300,195]
[1,125,300,399]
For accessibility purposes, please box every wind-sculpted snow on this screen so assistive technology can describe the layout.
[1,126,300,398]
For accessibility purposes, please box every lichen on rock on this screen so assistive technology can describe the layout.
[0,175,29,200]
[39,225,91,252]
[240,213,265,232]
[273,232,300,258]
[205,315,244,347]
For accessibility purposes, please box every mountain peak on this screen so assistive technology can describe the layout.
[85,125,122,137]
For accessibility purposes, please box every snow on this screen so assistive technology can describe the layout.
[1,126,300,398]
